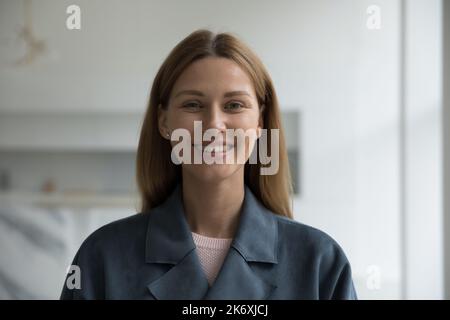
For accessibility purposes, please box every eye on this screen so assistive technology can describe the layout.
[225,101,244,111]
[182,101,202,110]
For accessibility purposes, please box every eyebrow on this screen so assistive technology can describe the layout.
[174,90,251,98]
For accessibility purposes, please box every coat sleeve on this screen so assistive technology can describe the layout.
[317,240,358,300]
[329,261,358,299]
[60,234,105,300]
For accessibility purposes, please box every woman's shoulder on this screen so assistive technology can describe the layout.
[61,213,150,299]
[272,215,357,299]
[272,214,350,262]
[76,212,150,255]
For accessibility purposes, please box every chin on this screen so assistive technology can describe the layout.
[183,163,243,183]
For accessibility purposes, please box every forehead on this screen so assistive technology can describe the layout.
[171,57,256,96]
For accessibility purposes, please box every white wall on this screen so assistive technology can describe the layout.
[443,0,450,300]
[0,0,444,299]
[403,0,443,299]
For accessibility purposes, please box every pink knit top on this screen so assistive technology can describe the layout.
[191,231,233,286]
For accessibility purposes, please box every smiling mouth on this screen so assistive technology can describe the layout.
[192,144,234,154]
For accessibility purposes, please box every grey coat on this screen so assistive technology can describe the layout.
[60,183,357,300]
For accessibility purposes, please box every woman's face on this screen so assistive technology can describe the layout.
[158,56,263,183]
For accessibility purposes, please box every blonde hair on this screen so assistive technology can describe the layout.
[136,29,293,219]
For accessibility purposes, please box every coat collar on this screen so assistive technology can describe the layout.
[145,182,278,299]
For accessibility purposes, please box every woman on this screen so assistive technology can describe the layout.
[60,29,357,300]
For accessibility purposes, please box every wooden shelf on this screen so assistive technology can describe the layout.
[0,191,139,208]
[0,111,143,152]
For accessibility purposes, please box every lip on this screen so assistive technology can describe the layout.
[192,144,234,154]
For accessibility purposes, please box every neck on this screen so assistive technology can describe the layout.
[181,172,245,239]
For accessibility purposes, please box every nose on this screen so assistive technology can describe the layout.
[203,103,227,133]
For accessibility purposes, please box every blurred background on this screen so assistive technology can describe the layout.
[0,0,449,299]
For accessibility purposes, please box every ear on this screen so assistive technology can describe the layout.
[157,104,170,140]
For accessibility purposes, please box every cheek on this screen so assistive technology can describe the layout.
[229,110,260,130]
[228,115,262,154]
[167,110,196,129]
[230,113,260,141]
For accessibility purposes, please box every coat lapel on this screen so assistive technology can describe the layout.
[203,248,276,299]
[204,184,278,299]
[147,249,209,299]
[145,182,279,300]
[146,183,209,299]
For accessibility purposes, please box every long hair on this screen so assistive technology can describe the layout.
[136,29,293,219]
